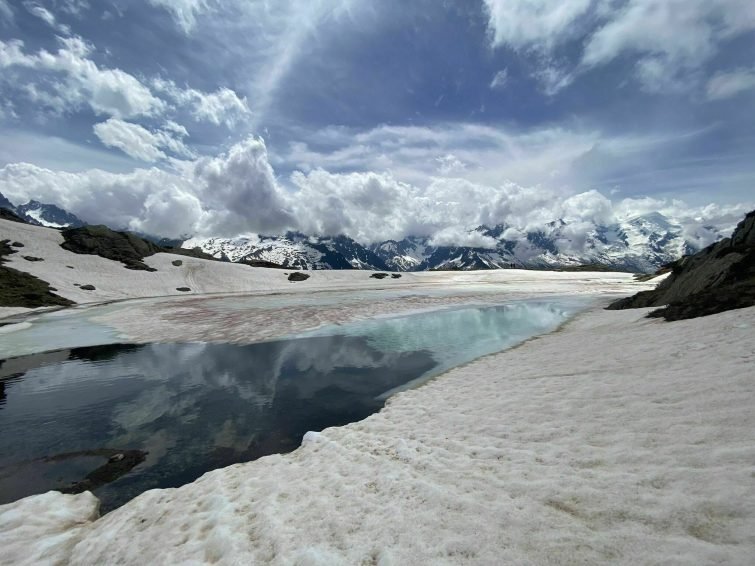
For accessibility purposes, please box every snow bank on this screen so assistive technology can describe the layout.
[2,305,753,565]
[1,218,645,324]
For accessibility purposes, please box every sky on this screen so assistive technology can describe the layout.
[0,0,753,243]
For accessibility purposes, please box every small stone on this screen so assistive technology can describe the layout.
[171,259,183,267]
[288,272,310,282]
[22,256,44,262]
[370,273,389,279]
[391,273,402,278]
[66,265,75,269]
[79,284,96,291]
[11,241,23,247]
[176,287,191,292]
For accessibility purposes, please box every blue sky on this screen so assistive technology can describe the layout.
[0,0,753,241]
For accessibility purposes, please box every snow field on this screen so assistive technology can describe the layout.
[1,305,753,565]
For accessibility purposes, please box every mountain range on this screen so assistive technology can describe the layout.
[0,190,726,273]
[183,213,724,273]
[0,193,85,229]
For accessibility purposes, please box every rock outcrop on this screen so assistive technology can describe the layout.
[607,210,755,320]
[61,226,220,271]
[0,240,74,308]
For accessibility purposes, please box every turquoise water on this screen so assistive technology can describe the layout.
[0,299,588,512]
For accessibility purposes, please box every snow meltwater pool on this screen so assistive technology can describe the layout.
[0,299,586,512]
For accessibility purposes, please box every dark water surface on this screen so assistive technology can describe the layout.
[0,337,435,511]
[0,301,582,512]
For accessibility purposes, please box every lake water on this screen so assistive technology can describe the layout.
[0,300,585,512]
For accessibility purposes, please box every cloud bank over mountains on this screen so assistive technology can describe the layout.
[0,135,748,256]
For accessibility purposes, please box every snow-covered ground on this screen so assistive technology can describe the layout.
[1,305,753,565]
[2,218,648,320]
[4,218,751,564]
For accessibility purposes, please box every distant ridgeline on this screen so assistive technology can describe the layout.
[0,193,85,229]
[0,190,729,273]
[183,213,723,274]
[608,209,755,320]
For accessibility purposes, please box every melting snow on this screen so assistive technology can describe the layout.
[1,306,753,564]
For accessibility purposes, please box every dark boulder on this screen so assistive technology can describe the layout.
[79,284,96,291]
[176,287,191,292]
[370,273,389,279]
[288,272,310,282]
[171,259,183,267]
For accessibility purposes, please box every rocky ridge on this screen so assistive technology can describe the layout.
[608,209,755,320]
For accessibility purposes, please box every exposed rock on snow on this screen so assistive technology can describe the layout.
[287,272,310,282]
[609,209,755,320]
[0,239,73,308]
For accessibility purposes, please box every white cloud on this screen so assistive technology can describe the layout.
[483,0,755,95]
[0,134,749,247]
[0,137,294,238]
[706,68,755,100]
[435,154,466,175]
[428,228,498,249]
[152,79,250,128]
[0,36,164,118]
[148,0,210,33]
[93,118,195,162]
[483,0,592,51]
[282,122,711,197]
[192,137,295,235]
[489,68,508,90]
[532,61,573,95]
[23,1,71,34]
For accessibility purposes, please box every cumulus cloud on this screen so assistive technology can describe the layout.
[152,79,250,128]
[706,68,755,100]
[192,137,295,235]
[93,118,195,162]
[0,35,249,135]
[0,134,749,247]
[0,137,293,238]
[435,154,466,175]
[0,36,164,118]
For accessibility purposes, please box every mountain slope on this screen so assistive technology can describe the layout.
[608,209,754,319]
[0,192,85,229]
[184,233,389,270]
